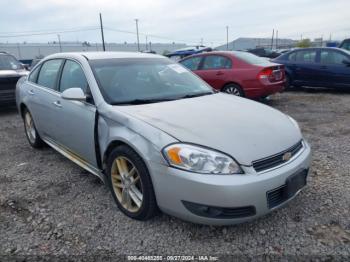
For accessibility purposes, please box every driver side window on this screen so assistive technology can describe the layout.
[59,60,88,93]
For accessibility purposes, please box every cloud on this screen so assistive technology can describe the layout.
[0,0,349,44]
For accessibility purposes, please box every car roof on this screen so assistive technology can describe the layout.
[45,51,165,61]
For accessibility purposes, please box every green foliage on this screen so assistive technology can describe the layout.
[296,39,312,48]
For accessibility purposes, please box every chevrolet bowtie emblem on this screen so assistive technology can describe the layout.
[282,152,292,161]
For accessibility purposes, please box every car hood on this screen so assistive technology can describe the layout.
[117,93,302,165]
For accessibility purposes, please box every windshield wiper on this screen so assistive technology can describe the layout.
[175,92,214,100]
[112,98,174,105]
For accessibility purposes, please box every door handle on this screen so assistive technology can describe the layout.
[28,89,35,95]
[216,71,224,76]
[52,101,62,108]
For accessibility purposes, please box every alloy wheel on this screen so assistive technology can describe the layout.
[225,86,241,96]
[111,156,143,213]
[25,112,36,144]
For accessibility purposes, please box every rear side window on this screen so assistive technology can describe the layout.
[28,65,41,83]
[293,50,316,63]
[37,59,63,90]
[180,57,202,71]
[59,60,88,93]
[320,50,348,65]
[202,55,231,69]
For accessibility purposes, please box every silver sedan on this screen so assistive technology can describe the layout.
[16,52,311,225]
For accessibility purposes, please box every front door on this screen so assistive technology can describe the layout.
[319,49,350,88]
[54,59,98,167]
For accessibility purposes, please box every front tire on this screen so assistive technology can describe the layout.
[23,109,44,148]
[222,84,245,97]
[106,145,158,220]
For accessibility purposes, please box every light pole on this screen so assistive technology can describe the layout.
[135,19,140,52]
[57,34,62,52]
[226,26,229,50]
[99,13,106,51]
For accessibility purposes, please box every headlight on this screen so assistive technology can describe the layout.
[162,144,243,174]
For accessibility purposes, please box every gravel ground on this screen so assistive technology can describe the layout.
[0,89,349,261]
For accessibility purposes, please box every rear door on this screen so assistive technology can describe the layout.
[319,49,350,88]
[195,55,232,89]
[54,59,97,167]
[289,49,319,85]
[28,59,64,140]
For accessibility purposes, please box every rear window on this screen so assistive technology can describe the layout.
[232,51,269,65]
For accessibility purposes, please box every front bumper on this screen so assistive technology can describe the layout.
[149,141,311,225]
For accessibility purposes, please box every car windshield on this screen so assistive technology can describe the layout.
[89,58,214,105]
[232,51,270,65]
[0,54,23,70]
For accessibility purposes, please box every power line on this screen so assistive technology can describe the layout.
[0,27,99,38]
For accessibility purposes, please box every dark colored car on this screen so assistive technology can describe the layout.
[179,51,285,99]
[247,48,281,59]
[0,52,28,107]
[166,46,212,61]
[272,48,350,89]
[339,39,350,51]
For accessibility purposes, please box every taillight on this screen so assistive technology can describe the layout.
[258,66,284,84]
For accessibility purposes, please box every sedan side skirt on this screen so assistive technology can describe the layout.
[43,137,106,184]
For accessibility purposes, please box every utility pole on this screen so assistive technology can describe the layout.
[275,30,278,49]
[57,34,62,52]
[135,19,140,52]
[145,35,148,50]
[149,41,152,51]
[271,29,274,49]
[99,13,106,51]
[226,26,229,50]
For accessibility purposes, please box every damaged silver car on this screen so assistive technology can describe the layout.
[16,52,311,225]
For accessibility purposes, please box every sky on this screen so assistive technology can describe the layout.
[0,0,349,46]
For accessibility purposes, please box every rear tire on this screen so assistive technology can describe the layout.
[285,74,292,90]
[222,84,245,97]
[23,108,44,148]
[106,145,158,221]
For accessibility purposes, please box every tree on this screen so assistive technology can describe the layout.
[296,39,312,48]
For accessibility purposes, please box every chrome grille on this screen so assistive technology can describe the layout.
[252,140,303,172]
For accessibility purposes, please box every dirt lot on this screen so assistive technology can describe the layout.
[0,89,349,260]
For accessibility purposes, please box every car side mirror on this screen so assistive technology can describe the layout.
[343,59,350,66]
[61,88,86,102]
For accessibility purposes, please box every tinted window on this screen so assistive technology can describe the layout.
[90,58,212,105]
[180,57,202,70]
[37,59,63,90]
[60,60,88,93]
[340,41,350,51]
[202,55,231,69]
[294,50,316,63]
[320,50,348,65]
[28,65,41,83]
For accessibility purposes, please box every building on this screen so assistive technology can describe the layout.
[0,42,188,60]
[216,37,297,51]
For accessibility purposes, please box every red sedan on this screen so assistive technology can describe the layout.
[179,51,285,99]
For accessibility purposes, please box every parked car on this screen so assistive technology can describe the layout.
[247,48,281,58]
[272,48,350,89]
[339,38,350,51]
[16,52,311,225]
[179,51,285,99]
[0,52,28,107]
[166,46,212,61]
